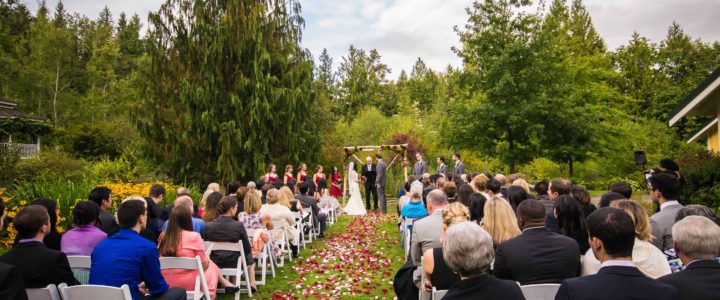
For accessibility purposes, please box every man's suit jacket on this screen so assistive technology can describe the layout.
[0,261,27,300]
[437,163,448,175]
[410,210,442,266]
[555,266,679,300]
[413,160,428,179]
[295,194,320,218]
[0,241,80,288]
[361,164,377,187]
[453,160,465,175]
[376,160,387,187]
[97,210,119,234]
[443,274,525,300]
[494,227,580,284]
[658,260,720,300]
[650,203,682,249]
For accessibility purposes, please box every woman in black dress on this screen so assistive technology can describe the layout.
[421,202,469,292]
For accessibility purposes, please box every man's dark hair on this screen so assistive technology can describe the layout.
[375,153,382,159]
[89,186,111,206]
[486,178,501,194]
[149,184,166,198]
[453,153,460,159]
[534,181,548,195]
[438,156,445,163]
[468,193,486,223]
[117,200,146,229]
[599,192,626,208]
[429,174,442,184]
[586,208,635,257]
[506,186,528,209]
[286,179,297,191]
[549,179,570,196]
[610,182,632,199]
[516,199,546,222]
[226,181,242,195]
[219,196,238,214]
[73,201,100,226]
[648,173,681,200]
[452,174,462,184]
[404,181,412,192]
[14,205,49,239]
[298,181,311,195]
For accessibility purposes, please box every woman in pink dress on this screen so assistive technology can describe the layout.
[265,164,279,183]
[159,206,239,299]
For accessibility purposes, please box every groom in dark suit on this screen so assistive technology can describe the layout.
[361,156,377,211]
[376,153,387,214]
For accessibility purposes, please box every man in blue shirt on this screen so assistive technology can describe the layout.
[161,196,204,234]
[90,199,185,300]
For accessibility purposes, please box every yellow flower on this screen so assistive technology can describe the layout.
[19,200,27,206]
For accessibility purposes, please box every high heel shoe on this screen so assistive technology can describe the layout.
[224,286,240,294]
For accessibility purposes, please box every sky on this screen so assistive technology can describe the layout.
[24,0,720,79]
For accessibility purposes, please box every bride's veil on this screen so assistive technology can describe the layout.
[348,161,355,172]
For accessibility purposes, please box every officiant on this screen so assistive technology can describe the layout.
[362,156,378,211]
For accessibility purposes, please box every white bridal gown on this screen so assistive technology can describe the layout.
[343,168,367,215]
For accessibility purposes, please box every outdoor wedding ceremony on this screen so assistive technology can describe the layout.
[0,0,719,299]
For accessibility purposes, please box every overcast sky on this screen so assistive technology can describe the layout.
[24,0,720,79]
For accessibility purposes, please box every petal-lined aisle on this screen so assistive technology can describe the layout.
[248,212,405,299]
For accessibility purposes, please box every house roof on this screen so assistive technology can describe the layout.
[669,68,720,126]
[687,117,718,144]
[0,98,45,120]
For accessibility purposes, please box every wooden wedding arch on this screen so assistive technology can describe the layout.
[340,144,409,204]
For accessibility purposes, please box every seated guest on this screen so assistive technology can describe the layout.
[506,186,528,210]
[583,200,670,278]
[511,178,531,194]
[455,183,474,206]
[598,192,626,208]
[0,261,26,299]
[442,222,525,299]
[571,185,596,217]
[422,203,467,292]
[159,206,239,299]
[610,181,633,199]
[145,184,165,238]
[534,180,551,212]
[658,216,720,300]
[398,181,412,211]
[554,195,590,253]
[470,174,489,199]
[0,205,79,288]
[443,181,457,202]
[201,192,224,223]
[411,190,448,266]
[401,184,428,220]
[61,200,107,256]
[260,189,299,256]
[162,196,204,235]
[319,190,342,217]
[467,192,486,225]
[555,208,679,300]
[238,191,270,286]
[203,196,256,291]
[546,179,570,230]
[89,186,119,233]
[494,199,580,284]
[485,179,504,200]
[14,198,63,251]
[295,182,327,238]
[108,197,159,244]
[648,173,683,250]
[90,199,184,300]
[279,186,303,213]
[674,204,719,225]
[482,196,520,247]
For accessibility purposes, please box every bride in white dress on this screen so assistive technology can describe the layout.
[343,161,367,215]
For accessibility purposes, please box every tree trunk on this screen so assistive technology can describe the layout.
[508,127,515,174]
[568,156,574,178]
[52,61,60,126]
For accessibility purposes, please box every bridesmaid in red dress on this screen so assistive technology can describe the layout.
[265,164,279,183]
[330,166,343,197]
[297,163,308,183]
[283,164,294,184]
[313,165,326,194]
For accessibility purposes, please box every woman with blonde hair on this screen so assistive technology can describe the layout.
[421,203,469,292]
[482,197,520,247]
[259,188,298,257]
[470,174,490,199]
[278,186,303,213]
[511,179,530,194]
[283,164,294,184]
[198,184,218,217]
[581,200,671,278]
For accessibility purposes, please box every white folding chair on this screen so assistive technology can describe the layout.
[26,284,61,300]
[58,283,132,300]
[67,255,91,285]
[402,218,417,257]
[519,283,561,300]
[245,228,273,285]
[159,256,211,300]
[270,219,294,265]
[203,241,214,258]
[292,212,308,248]
[206,242,253,299]
[431,287,447,300]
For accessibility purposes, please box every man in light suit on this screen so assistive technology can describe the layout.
[375,153,387,213]
[436,156,448,175]
[412,153,428,179]
[658,216,720,300]
[452,152,465,175]
[555,208,679,300]
[648,173,683,250]
[410,190,448,266]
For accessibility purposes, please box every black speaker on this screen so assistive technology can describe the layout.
[634,150,647,165]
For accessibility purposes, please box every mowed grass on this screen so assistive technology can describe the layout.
[219,200,405,299]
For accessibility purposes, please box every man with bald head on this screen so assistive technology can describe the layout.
[410,189,448,266]
[161,195,205,235]
[494,199,580,284]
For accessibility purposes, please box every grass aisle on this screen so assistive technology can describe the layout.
[234,211,405,299]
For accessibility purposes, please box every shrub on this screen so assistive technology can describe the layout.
[15,148,87,183]
[678,150,720,212]
[0,145,20,186]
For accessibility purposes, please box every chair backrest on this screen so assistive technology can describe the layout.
[26,284,61,300]
[67,256,91,269]
[520,283,561,300]
[58,283,132,300]
[159,256,211,300]
[431,287,447,300]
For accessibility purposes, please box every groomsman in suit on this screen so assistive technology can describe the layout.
[412,153,428,179]
[375,153,387,213]
[452,152,465,175]
[362,156,378,210]
[436,156,448,175]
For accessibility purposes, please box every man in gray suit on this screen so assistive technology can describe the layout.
[410,190,448,266]
[452,152,465,175]
[375,153,387,213]
[436,156,448,175]
[413,153,428,179]
[648,173,683,250]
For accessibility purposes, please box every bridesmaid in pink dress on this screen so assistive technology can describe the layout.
[159,206,239,299]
